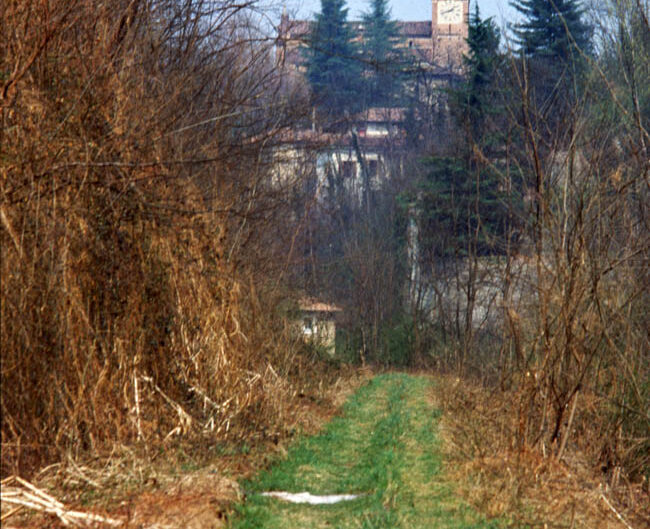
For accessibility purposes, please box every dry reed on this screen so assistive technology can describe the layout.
[1,0,317,480]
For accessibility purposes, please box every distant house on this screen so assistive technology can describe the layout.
[296,299,342,356]
[272,2,472,203]
[269,108,407,204]
[355,107,406,140]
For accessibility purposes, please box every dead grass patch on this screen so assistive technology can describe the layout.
[434,375,650,528]
[0,367,370,528]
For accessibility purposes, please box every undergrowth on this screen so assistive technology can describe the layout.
[1,0,316,478]
[436,375,650,528]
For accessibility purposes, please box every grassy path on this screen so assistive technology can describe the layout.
[230,374,502,529]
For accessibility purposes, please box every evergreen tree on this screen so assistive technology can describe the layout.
[455,5,502,144]
[418,157,512,259]
[511,0,592,62]
[361,0,404,107]
[420,9,519,262]
[510,0,593,140]
[306,0,362,118]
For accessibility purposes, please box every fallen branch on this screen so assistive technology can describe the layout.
[0,476,123,527]
[601,493,635,529]
[139,374,194,434]
[1,505,24,522]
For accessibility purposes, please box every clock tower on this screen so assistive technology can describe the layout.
[432,0,469,71]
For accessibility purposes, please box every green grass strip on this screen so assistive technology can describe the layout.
[230,373,502,529]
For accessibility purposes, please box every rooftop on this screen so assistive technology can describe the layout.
[397,21,433,38]
[279,16,433,40]
[299,298,343,313]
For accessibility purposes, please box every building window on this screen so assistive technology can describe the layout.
[341,161,356,178]
[368,159,379,178]
[303,318,313,336]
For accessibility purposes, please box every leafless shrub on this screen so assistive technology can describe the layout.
[500,1,649,484]
[437,375,650,528]
[413,0,649,494]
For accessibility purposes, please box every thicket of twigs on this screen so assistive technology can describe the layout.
[498,11,649,490]
[1,0,314,477]
[415,0,649,496]
[438,376,650,528]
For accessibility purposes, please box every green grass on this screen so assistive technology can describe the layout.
[229,373,503,529]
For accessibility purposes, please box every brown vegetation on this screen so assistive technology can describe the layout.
[437,375,650,528]
[1,0,321,479]
[0,368,369,528]
[415,0,649,501]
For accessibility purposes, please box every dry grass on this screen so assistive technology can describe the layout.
[0,367,371,528]
[434,375,650,528]
[0,0,318,481]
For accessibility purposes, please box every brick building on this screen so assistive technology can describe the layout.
[277,1,469,74]
[271,2,471,213]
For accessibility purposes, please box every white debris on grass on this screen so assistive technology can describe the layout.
[260,491,362,504]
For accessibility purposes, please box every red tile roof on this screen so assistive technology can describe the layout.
[280,19,433,41]
[299,298,343,313]
[397,21,433,38]
[275,129,344,147]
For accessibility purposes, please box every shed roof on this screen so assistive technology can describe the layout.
[299,298,343,313]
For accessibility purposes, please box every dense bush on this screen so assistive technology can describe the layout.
[1,0,311,476]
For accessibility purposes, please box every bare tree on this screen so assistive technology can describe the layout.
[497,0,649,481]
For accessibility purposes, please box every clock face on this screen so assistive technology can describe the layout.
[437,1,463,25]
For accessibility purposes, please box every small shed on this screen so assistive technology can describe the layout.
[297,299,342,356]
